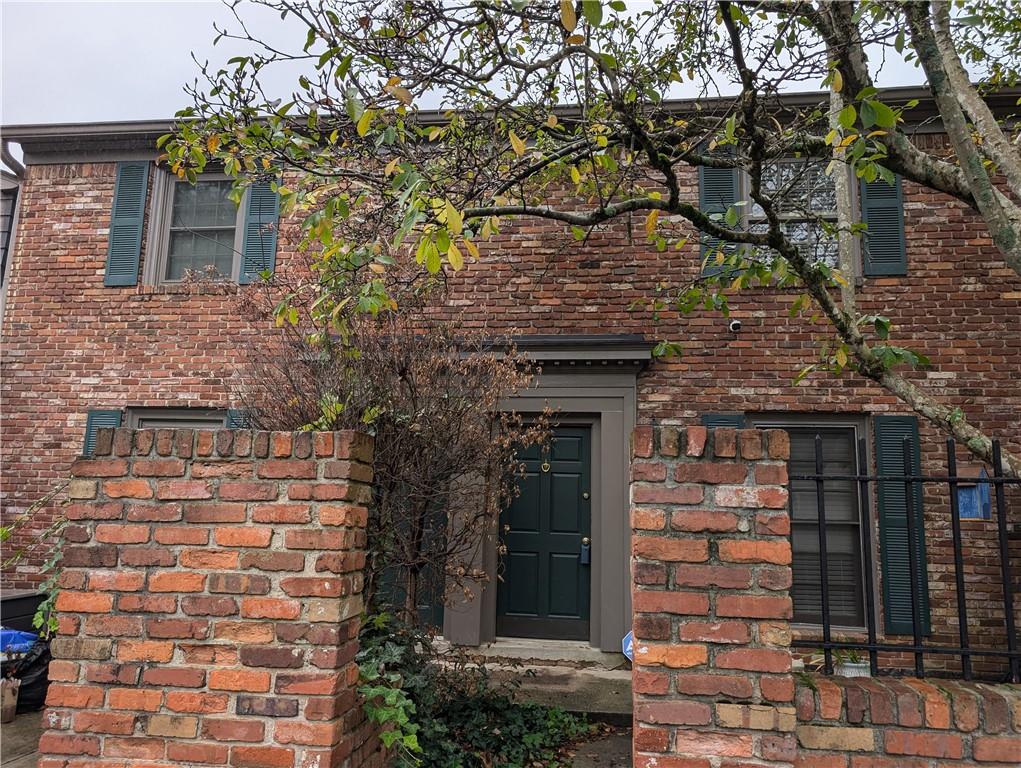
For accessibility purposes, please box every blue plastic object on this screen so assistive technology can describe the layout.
[0,628,38,653]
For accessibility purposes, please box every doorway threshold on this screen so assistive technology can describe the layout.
[470,636,626,669]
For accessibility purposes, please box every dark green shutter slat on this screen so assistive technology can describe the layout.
[238,183,280,284]
[83,409,122,456]
[104,162,149,286]
[226,409,251,429]
[874,415,930,635]
[861,175,906,276]
[701,413,746,428]
[699,164,740,277]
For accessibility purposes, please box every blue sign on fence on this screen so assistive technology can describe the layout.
[622,630,634,662]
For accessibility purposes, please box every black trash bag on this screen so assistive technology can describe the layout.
[2,639,51,713]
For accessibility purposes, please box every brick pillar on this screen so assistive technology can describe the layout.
[37,427,384,768]
[631,425,796,767]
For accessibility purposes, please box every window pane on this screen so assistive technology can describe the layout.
[750,160,838,266]
[166,229,235,280]
[164,180,237,281]
[171,180,236,228]
[786,427,865,627]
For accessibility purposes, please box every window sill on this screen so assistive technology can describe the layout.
[133,281,240,298]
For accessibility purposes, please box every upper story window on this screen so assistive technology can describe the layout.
[700,156,906,278]
[150,175,245,283]
[748,159,839,267]
[165,179,242,281]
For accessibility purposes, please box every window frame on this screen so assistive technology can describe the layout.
[144,171,247,285]
[749,413,876,632]
[126,407,228,430]
[738,159,863,275]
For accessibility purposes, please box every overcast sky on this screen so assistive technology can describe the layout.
[1,0,302,126]
[2,0,927,128]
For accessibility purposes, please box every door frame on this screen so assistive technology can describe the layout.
[443,365,641,651]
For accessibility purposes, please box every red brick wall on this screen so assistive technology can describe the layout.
[631,425,797,767]
[36,427,384,768]
[795,675,1021,766]
[2,149,1019,668]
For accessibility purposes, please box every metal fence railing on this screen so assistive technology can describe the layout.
[790,436,1019,683]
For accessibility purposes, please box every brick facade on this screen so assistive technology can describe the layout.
[795,675,1021,766]
[35,427,384,768]
[631,426,1021,767]
[1,131,1019,670]
[631,425,797,767]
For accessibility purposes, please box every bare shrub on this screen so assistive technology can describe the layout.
[234,280,548,625]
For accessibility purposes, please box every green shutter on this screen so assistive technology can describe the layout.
[83,409,122,455]
[238,183,280,284]
[104,162,149,286]
[701,413,746,428]
[699,164,740,277]
[860,175,906,276]
[874,415,930,635]
[226,409,251,429]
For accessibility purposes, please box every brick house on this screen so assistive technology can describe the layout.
[1,86,1019,680]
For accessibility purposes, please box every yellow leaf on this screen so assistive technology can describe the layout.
[385,75,402,87]
[447,242,464,270]
[509,130,526,157]
[384,157,400,176]
[387,85,413,105]
[464,239,480,260]
[835,348,848,367]
[481,218,492,238]
[369,262,386,273]
[570,165,581,184]
[546,114,559,128]
[832,69,843,93]
[645,209,659,237]
[560,0,577,32]
[356,109,373,137]
[445,200,463,236]
[206,134,221,153]
[566,34,585,44]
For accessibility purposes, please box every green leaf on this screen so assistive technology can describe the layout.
[426,248,441,274]
[838,104,857,130]
[860,100,877,129]
[871,101,897,129]
[582,0,603,26]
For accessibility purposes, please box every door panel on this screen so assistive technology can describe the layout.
[497,426,592,640]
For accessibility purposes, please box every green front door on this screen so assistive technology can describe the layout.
[496,427,592,640]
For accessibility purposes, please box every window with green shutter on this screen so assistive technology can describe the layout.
[860,175,907,276]
[874,415,930,635]
[104,162,149,286]
[83,409,122,455]
[239,182,280,284]
[147,175,279,285]
[699,164,740,277]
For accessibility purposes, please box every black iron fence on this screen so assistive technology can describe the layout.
[790,436,1019,683]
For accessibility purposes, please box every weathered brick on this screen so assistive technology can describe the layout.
[209,669,272,692]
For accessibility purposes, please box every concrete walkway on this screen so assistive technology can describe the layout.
[1,710,43,768]
[571,731,633,767]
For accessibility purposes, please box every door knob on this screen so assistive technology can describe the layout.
[503,524,511,534]
[581,537,590,546]
[582,491,590,500]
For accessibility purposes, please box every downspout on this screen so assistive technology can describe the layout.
[1,141,25,179]
[1,140,25,323]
